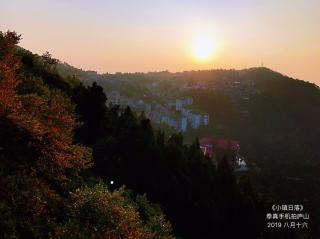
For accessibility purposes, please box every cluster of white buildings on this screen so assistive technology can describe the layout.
[160,115,188,132]
[143,104,188,132]
[174,98,209,129]
[106,91,209,133]
[106,91,121,105]
[106,91,150,111]
[179,108,209,129]
[175,98,193,110]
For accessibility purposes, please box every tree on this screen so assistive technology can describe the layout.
[72,82,108,145]
[55,183,173,239]
[0,31,91,237]
[0,31,175,238]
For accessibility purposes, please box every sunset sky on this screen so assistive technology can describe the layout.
[1,0,320,85]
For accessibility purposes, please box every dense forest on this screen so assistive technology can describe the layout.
[60,60,320,237]
[0,31,318,239]
[58,58,320,236]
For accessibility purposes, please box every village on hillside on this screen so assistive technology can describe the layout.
[106,91,209,132]
[105,90,248,172]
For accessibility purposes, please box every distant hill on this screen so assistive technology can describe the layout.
[57,63,320,204]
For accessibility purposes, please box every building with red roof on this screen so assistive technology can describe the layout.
[213,139,240,152]
[199,137,240,159]
[199,137,247,171]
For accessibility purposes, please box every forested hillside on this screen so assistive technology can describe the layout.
[0,31,174,239]
[1,31,318,238]
[183,68,320,222]
[57,62,320,215]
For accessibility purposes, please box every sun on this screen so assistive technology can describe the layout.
[192,37,216,60]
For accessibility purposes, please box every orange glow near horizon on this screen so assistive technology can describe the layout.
[1,0,319,85]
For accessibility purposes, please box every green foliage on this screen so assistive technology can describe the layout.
[3,30,318,238]
[55,183,173,239]
[72,82,263,238]
[0,31,175,239]
[134,194,174,239]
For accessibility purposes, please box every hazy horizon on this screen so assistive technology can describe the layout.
[2,0,320,85]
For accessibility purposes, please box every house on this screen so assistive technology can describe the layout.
[184,97,193,105]
[106,91,121,105]
[234,157,248,172]
[160,114,188,132]
[213,139,240,152]
[190,114,201,128]
[199,138,240,156]
[175,99,183,111]
[202,114,209,125]
[161,115,177,129]
[199,137,247,171]
[177,117,188,132]
[175,97,194,111]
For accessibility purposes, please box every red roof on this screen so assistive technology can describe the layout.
[215,139,228,149]
[213,139,240,151]
[199,137,240,158]
[199,137,214,146]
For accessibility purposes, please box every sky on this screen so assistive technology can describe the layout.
[1,0,320,85]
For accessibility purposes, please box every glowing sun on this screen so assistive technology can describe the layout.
[192,37,216,60]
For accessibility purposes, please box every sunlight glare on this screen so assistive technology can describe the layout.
[192,37,216,60]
